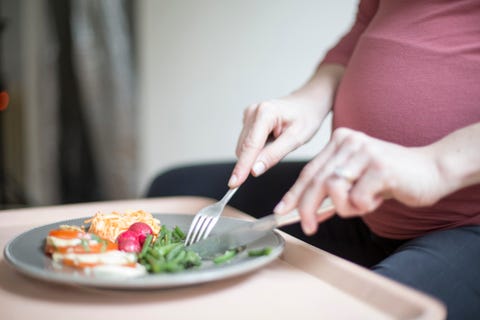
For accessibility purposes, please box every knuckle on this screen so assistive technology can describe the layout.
[249,102,276,126]
[243,104,257,121]
[299,163,315,180]
[236,141,247,158]
[335,206,349,218]
[262,149,282,166]
[332,127,352,140]
[311,174,324,188]
[360,142,375,157]
[324,177,336,191]
[283,190,299,204]
[297,202,313,219]
[371,161,393,186]
[368,156,387,175]
[350,188,382,213]
[334,198,358,218]
[349,192,371,212]
[240,136,260,153]
[343,130,369,150]
[256,102,273,116]
[246,103,258,114]
[343,134,363,151]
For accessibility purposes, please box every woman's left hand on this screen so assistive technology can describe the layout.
[274,127,448,235]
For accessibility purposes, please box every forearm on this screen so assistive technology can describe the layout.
[288,63,345,119]
[429,122,480,195]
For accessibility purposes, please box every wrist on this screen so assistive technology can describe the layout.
[428,141,478,196]
[288,64,344,111]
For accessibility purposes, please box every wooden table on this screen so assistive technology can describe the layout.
[0,197,446,320]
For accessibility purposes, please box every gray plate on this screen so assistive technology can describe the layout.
[3,214,284,289]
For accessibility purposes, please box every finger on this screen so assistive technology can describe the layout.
[314,205,336,224]
[297,169,330,235]
[274,140,339,214]
[326,151,371,216]
[274,128,355,214]
[229,106,275,187]
[229,128,253,187]
[328,133,363,170]
[297,148,360,232]
[235,124,251,159]
[338,151,370,182]
[235,105,257,157]
[324,176,353,217]
[253,126,304,176]
[349,164,386,214]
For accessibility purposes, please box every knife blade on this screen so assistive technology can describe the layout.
[188,198,335,259]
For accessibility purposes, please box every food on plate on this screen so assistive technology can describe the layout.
[213,249,239,265]
[117,230,142,252]
[43,210,273,278]
[136,225,202,273]
[43,210,203,276]
[85,210,160,243]
[248,247,272,257]
[45,225,144,274]
[128,222,153,245]
[117,222,154,253]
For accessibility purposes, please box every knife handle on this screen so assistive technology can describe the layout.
[274,197,335,227]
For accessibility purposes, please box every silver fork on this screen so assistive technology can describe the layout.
[184,187,239,246]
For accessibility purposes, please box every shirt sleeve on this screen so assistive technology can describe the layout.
[321,0,379,66]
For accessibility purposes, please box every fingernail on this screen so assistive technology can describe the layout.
[228,174,238,187]
[273,201,285,214]
[252,161,266,176]
[302,223,314,235]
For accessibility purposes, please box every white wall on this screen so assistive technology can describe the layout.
[136,0,357,194]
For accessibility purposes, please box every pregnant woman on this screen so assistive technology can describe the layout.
[149,1,480,318]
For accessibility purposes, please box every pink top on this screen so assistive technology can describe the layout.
[322,0,480,239]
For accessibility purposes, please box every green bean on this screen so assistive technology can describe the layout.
[157,242,180,256]
[248,247,272,257]
[173,226,186,240]
[213,249,237,264]
[185,250,202,267]
[171,250,186,263]
[166,243,183,261]
[137,225,203,273]
[139,226,268,273]
[148,247,163,260]
[139,234,153,258]
[146,254,161,273]
[157,227,167,243]
[159,262,184,273]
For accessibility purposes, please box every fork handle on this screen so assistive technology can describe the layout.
[220,187,239,204]
[274,197,335,227]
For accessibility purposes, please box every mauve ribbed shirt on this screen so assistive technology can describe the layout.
[322,0,480,239]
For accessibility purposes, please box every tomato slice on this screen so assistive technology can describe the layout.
[46,228,118,254]
[54,241,118,254]
[48,229,85,239]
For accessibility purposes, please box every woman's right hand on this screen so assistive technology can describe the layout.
[227,96,324,188]
[228,64,344,188]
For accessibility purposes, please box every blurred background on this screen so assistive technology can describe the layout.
[0,0,355,209]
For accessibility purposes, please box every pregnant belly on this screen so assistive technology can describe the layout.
[332,37,480,147]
